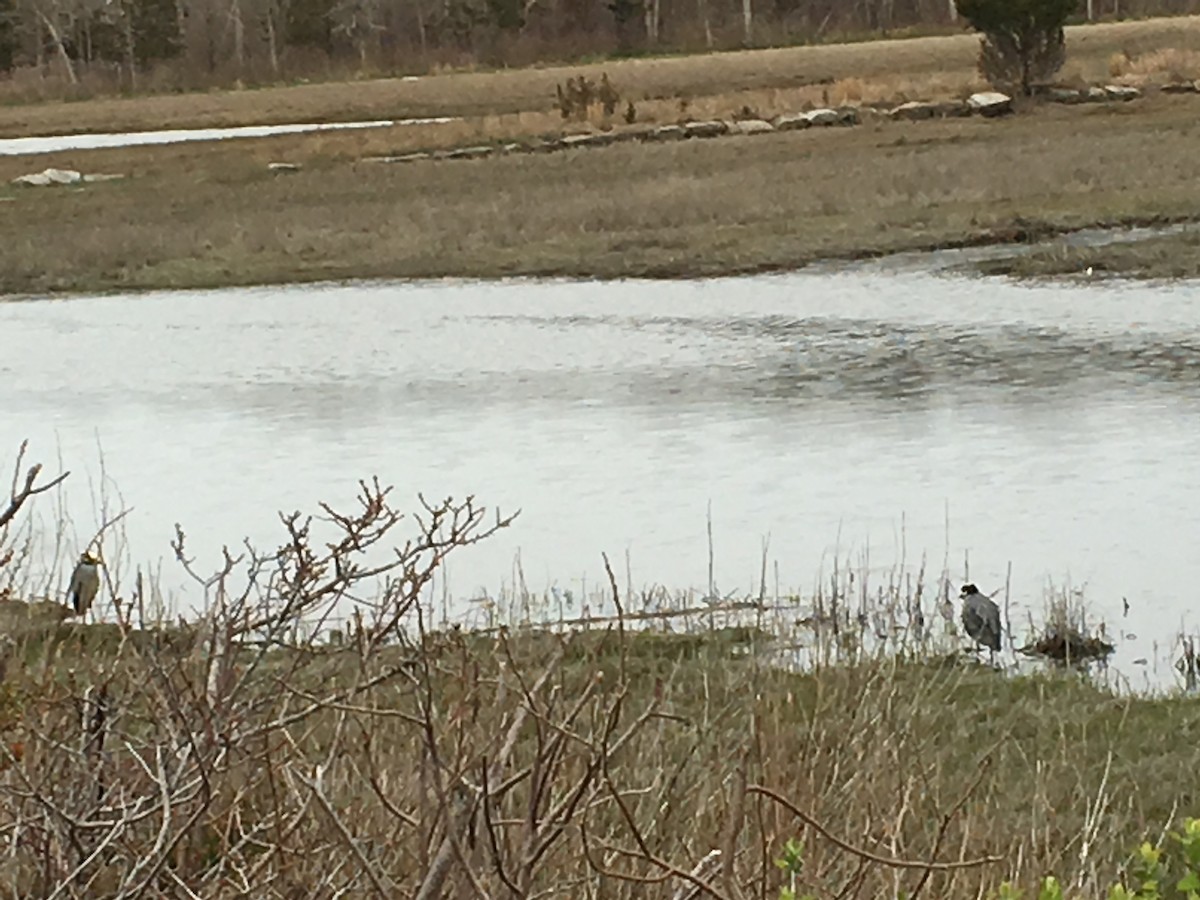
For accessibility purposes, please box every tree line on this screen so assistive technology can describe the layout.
[0,0,1197,93]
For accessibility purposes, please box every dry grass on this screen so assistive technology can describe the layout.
[1108,45,1200,82]
[3,93,1200,295]
[971,228,1200,281]
[10,624,1200,898]
[0,442,1198,898]
[6,16,1200,139]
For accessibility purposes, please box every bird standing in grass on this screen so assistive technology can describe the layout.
[67,551,102,617]
[960,583,1002,657]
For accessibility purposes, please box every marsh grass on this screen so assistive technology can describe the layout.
[970,229,1200,281]
[2,445,1200,897]
[1018,584,1118,666]
[5,91,1200,295]
[7,20,1200,294]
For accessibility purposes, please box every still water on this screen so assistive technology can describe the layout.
[2,269,1198,687]
[0,117,456,156]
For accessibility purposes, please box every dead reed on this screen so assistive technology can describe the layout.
[970,228,1200,281]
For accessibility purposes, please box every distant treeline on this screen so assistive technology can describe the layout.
[1,0,1198,93]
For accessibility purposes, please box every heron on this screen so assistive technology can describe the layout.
[960,583,1001,656]
[67,551,102,617]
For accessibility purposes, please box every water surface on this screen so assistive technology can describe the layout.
[0,117,456,156]
[2,270,1198,689]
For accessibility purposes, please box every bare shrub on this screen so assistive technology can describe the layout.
[555,72,621,121]
[2,443,1198,899]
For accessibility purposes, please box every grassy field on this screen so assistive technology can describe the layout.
[4,90,1200,295]
[4,17,1200,294]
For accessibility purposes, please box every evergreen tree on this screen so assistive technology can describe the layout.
[955,0,1079,96]
[0,0,14,72]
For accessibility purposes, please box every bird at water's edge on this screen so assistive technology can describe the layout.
[960,583,1002,653]
[67,551,102,616]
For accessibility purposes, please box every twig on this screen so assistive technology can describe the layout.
[297,769,393,898]
[908,756,994,900]
[0,442,69,529]
[601,551,627,683]
[719,761,747,900]
[674,850,725,900]
[747,784,1002,871]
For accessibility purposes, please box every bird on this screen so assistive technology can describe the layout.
[67,551,102,617]
[959,583,1002,655]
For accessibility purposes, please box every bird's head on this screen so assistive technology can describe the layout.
[960,583,979,598]
[81,551,102,567]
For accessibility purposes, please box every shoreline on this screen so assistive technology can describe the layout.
[3,212,1196,302]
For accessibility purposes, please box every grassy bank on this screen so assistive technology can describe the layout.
[2,600,1199,897]
[5,90,1200,295]
[2,449,1198,897]
[972,229,1200,280]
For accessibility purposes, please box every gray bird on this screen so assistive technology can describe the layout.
[67,551,102,616]
[960,583,1001,654]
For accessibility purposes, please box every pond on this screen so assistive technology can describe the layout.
[0,117,456,156]
[2,265,1198,689]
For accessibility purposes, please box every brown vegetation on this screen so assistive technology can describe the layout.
[1,445,1199,898]
[971,228,1200,279]
[5,15,1200,139]
[3,88,1200,295]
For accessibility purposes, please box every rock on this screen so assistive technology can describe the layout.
[12,167,83,186]
[889,101,938,121]
[267,162,301,173]
[682,120,728,139]
[530,139,563,153]
[81,173,126,183]
[835,106,860,125]
[774,113,812,131]
[803,108,840,126]
[1046,88,1083,104]
[445,145,494,159]
[361,153,420,163]
[648,124,686,141]
[1161,81,1199,93]
[855,105,890,121]
[729,118,774,135]
[1083,86,1109,102]
[610,126,652,142]
[559,134,606,149]
[967,91,1012,117]
[1104,84,1141,101]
